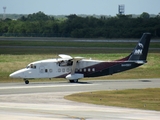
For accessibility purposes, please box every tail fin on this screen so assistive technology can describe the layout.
[128,33,151,62]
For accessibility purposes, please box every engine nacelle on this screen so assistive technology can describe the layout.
[66,74,84,80]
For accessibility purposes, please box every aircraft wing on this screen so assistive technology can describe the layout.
[59,54,83,74]
[59,54,72,60]
[71,57,83,74]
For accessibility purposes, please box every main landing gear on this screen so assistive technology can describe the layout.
[24,79,29,84]
[69,79,78,83]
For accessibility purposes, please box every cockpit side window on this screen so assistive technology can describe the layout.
[31,64,34,68]
[26,64,36,69]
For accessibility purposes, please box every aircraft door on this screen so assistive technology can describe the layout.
[39,66,49,78]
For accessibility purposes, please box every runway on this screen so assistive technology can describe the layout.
[0,79,160,120]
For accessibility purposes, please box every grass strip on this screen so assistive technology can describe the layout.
[65,88,160,111]
[0,53,160,83]
[0,40,160,48]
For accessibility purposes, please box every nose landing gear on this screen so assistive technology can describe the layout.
[24,79,29,84]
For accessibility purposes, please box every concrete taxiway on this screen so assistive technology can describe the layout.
[0,79,160,120]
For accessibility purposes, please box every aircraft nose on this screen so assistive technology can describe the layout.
[9,71,24,78]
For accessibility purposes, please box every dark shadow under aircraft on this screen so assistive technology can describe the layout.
[10,33,151,84]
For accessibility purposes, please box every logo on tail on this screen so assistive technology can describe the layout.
[138,43,144,48]
[134,42,143,55]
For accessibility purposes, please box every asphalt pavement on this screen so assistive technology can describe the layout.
[0,79,160,120]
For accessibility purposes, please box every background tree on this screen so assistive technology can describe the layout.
[0,12,160,38]
[140,12,150,19]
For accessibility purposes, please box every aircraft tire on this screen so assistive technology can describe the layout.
[69,80,74,83]
[74,79,78,83]
[69,79,78,83]
[25,80,29,84]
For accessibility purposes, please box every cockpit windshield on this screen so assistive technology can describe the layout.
[26,64,36,69]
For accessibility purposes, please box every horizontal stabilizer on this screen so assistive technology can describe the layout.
[134,60,146,64]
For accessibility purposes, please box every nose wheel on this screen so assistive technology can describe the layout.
[24,79,29,84]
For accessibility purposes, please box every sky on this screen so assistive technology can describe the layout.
[1,0,160,16]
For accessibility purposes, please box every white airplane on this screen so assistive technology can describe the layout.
[10,33,151,84]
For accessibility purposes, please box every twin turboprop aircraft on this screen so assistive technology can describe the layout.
[10,33,151,84]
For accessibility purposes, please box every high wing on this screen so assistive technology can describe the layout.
[56,54,73,66]
[71,57,84,74]
[58,54,83,74]
[59,54,72,60]
[58,54,84,82]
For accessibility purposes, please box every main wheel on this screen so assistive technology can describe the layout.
[69,80,74,83]
[69,79,78,83]
[74,79,78,83]
[24,80,29,84]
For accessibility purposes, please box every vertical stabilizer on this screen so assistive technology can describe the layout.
[129,33,151,61]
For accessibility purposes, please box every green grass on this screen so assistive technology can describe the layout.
[0,47,134,55]
[0,53,160,83]
[65,88,160,111]
[0,40,133,47]
[0,40,160,48]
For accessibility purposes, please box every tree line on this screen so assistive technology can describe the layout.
[0,11,160,38]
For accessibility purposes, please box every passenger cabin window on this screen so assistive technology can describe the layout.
[92,68,95,72]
